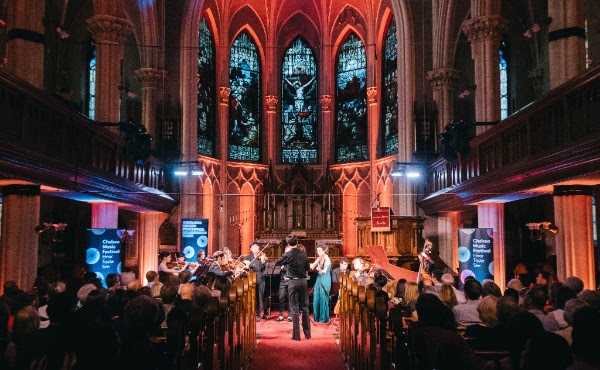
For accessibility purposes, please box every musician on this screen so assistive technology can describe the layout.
[331,258,349,285]
[418,239,435,285]
[310,246,332,323]
[244,243,268,320]
[277,260,291,322]
[350,257,371,286]
[158,253,180,276]
[208,251,234,278]
[275,236,311,340]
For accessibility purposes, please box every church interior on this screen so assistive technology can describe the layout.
[1,0,600,369]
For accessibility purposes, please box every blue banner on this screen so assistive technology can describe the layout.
[458,228,494,283]
[181,219,209,262]
[86,229,123,287]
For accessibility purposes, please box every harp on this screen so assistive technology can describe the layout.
[366,245,418,282]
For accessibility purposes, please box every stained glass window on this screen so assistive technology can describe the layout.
[229,32,261,161]
[499,41,509,120]
[335,34,368,162]
[87,46,96,120]
[281,38,318,163]
[197,19,216,156]
[381,21,398,156]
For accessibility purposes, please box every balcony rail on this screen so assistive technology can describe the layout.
[0,70,167,193]
[426,64,600,198]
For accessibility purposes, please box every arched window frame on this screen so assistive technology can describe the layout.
[380,19,399,157]
[499,39,510,120]
[335,33,368,163]
[280,37,319,164]
[228,31,262,162]
[197,18,217,156]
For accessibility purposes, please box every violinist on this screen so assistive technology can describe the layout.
[159,253,181,276]
[244,243,268,320]
[208,250,234,292]
[349,257,371,286]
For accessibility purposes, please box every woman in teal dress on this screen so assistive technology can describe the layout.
[311,246,332,323]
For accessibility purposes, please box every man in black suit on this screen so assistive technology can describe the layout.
[275,236,311,340]
[244,243,267,320]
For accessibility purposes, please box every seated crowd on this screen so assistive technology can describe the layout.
[0,267,225,370]
[382,268,600,370]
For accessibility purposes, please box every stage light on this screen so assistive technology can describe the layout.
[173,169,189,177]
[191,169,204,176]
[406,171,421,178]
[390,168,404,177]
[391,162,424,180]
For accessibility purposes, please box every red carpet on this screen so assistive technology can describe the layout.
[250,318,346,370]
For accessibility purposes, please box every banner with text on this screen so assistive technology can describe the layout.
[371,207,391,232]
[458,228,494,283]
[86,229,123,287]
[181,219,209,262]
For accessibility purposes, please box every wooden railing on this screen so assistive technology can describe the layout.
[0,70,169,197]
[425,65,600,207]
[194,272,256,370]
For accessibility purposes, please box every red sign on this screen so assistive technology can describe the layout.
[371,207,391,232]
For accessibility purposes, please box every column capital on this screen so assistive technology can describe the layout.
[134,68,166,89]
[264,95,278,112]
[86,14,132,43]
[219,87,231,104]
[320,95,333,112]
[553,185,595,197]
[462,15,505,44]
[427,68,460,89]
[367,87,377,104]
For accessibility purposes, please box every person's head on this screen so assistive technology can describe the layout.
[439,284,458,308]
[441,273,455,286]
[223,247,232,259]
[513,262,528,276]
[464,278,482,301]
[123,295,163,336]
[160,284,178,305]
[339,258,349,271]
[535,271,551,286]
[179,270,192,284]
[497,295,521,325]
[507,278,524,292]
[250,243,260,255]
[482,281,502,298]
[478,295,498,327]
[285,235,298,247]
[503,287,520,304]
[352,257,364,272]
[160,253,172,263]
[404,282,419,305]
[146,270,158,284]
[13,306,40,340]
[316,246,328,257]
[578,289,600,311]
[395,279,407,299]
[564,276,584,295]
[563,298,588,327]
[373,270,388,290]
[198,250,206,260]
[415,293,456,330]
[423,239,433,255]
[179,283,194,301]
[106,273,120,288]
[506,311,545,368]
[213,250,225,262]
[47,292,74,324]
[571,306,600,366]
[521,332,572,370]
[526,285,548,311]
[552,284,576,310]
[77,283,98,304]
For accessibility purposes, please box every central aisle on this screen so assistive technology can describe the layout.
[250,319,346,370]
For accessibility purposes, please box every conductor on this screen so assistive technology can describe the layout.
[275,235,311,341]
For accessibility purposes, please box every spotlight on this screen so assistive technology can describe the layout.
[173,169,189,177]
[406,171,421,178]
[191,169,204,176]
[391,162,423,180]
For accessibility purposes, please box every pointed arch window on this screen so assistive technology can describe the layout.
[229,32,261,162]
[381,20,398,156]
[281,38,318,164]
[335,33,368,162]
[197,19,217,156]
[87,45,96,120]
[499,40,509,120]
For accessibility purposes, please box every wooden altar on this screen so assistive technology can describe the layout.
[355,216,424,257]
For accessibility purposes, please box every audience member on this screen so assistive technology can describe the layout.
[563,276,584,295]
[452,278,482,325]
[439,284,458,308]
[525,285,560,331]
[146,271,163,298]
[570,306,600,369]
[481,280,502,298]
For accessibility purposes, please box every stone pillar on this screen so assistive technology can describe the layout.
[320,95,334,164]
[135,68,165,141]
[86,15,132,123]
[427,68,459,137]
[553,186,595,288]
[4,0,45,88]
[477,203,506,291]
[463,15,505,135]
[218,87,230,250]
[437,211,461,272]
[367,86,378,198]
[137,212,167,284]
[0,185,41,293]
[264,95,278,161]
[91,203,119,228]
[548,0,586,89]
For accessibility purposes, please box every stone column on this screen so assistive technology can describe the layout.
[135,68,166,141]
[264,95,278,161]
[91,203,119,228]
[0,184,41,293]
[553,186,595,288]
[437,211,461,272]
[86,15,132,124]
[4,0,45,88]
[477,203,506,291]
[367,86,378,198]
[137,212,167,284]
[320,95,334,164]
[218,87,230,250]
[463,15,505,135]
[427,68,459,137]
[548,0,586,89]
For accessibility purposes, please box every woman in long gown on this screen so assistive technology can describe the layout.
[310,246,332,323]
